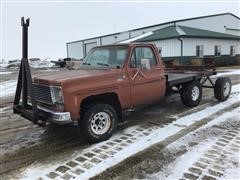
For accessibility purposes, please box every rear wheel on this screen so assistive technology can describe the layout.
[214,77,231,101]
[79,102,117,143]
[180,81,202,107]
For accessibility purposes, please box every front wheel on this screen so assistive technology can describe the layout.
[214,77,231,101]
[180,81,202,107]
[79,102,117,143]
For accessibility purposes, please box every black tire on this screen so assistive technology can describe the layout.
[214,77,231,101]
[79,102,117,143]
[180,81,202,107]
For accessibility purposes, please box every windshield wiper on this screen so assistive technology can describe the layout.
[97,62,109,67]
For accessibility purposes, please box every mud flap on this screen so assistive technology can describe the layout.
[13,17,46,127]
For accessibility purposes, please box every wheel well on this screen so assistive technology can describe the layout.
[80,93,122,121]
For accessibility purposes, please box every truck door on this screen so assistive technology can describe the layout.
[127,46,166,106]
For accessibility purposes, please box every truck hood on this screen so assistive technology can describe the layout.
[33,69,119,86]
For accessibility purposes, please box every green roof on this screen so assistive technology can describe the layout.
[68,13,239,44]
[136,25,240,42]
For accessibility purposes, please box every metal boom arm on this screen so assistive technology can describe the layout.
[13,17,45,126]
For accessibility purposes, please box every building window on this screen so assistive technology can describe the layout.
[196,45,204,58]
[214,45,221,57]
[230,46,236,56]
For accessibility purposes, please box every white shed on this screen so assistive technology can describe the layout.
[66,12,240,65]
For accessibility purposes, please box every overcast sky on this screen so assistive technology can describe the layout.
[1,1,239,60]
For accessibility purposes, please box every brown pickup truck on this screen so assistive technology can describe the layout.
[14,18,232,143]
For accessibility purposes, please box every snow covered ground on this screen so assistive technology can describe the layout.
[20,84,240,180]
[0,71,12,75]
[0,80,17,98]
[0,59,55,70]
[149,107,240,180]
[0,67,239,180]
[213,69,240,78]
[29,59,55,68]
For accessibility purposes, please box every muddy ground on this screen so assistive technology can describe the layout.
[0,66,239,179]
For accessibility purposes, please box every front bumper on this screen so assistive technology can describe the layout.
[38,106,72,125]
[14,104,72,125]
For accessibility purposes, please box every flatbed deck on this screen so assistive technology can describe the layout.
[166,69,216,86]
[166,73,200,86]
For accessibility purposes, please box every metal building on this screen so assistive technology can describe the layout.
[66,13,240,64]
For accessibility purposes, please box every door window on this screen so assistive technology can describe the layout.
[130,47,157,70]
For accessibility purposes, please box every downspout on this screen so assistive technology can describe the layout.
[177,37,183,64]
[83,41,86,57]
[100,37,102,46]
[66,43,69,58]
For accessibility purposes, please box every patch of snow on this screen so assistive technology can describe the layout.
[219,164,240,180]
[0,106,11,113]
[22,84,240,180]
[0,59,55,69]
[0,71,12,75]
[175,26,186,35]
[214,69,240,78]
[150,107,240,179]
[0,64,9,69]
[29,59,55,68]
[0,70,59,98]
[118,32,153,43]
[153,139,217,179]
[204,107,240,128]
[0,80,17,98]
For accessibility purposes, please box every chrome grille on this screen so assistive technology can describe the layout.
[32,84,53,105]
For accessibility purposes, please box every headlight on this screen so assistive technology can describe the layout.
[50,86,63,104]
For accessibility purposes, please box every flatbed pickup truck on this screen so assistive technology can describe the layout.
[14,18,232,143]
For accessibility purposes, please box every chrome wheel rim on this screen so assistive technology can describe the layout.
[90,112,111,135]
[223,82,230,97]
[191,86,200,101]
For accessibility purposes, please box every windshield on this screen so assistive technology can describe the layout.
[81,46,128,69]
